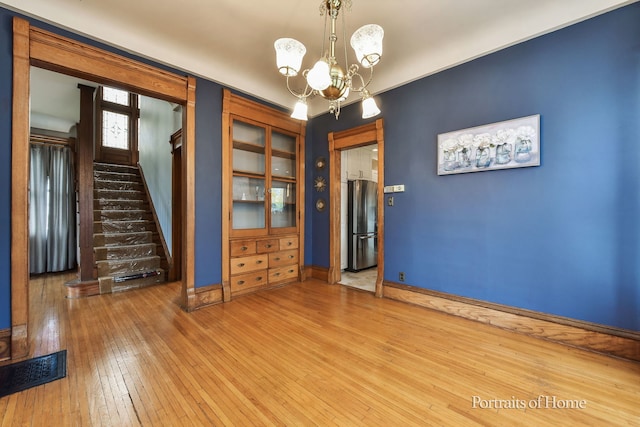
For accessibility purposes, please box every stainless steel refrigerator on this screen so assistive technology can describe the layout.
[346,179,377,272]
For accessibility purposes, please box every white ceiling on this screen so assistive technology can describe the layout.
[3,0,636,118]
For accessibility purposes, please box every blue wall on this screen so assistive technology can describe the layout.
[194,79,223,287]
[309,4,639,330]
[0,10,13,330]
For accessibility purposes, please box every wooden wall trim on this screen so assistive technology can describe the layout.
[383,281,640,362]
[11,17,30,360]
[226,91,301,133]
[221,89,231,302]
[327,118,385,296]
[29,26,186,103]
[77,84,96,282]
[0,329,11,362]
[192,284,224,310]
[305,265,329,282]
[30,133,72,147]
[181,76,197,311]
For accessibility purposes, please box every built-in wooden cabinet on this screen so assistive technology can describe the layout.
[222,89,305,300]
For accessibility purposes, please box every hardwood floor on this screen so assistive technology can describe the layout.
[1,272,639,426]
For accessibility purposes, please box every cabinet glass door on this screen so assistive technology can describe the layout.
[232,121,266,230]
[271,131,297,230]
[271,180,296,228]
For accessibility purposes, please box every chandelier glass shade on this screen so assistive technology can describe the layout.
[274,0,383,120]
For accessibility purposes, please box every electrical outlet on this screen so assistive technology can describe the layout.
[399,272,405,282]
[387,196,394,206]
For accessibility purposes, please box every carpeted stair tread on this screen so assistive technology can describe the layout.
[94,170,142,182]
[94,180,144,192]
[94,163,140,174]
[94,209,153,221]
[94,231,154,247]
[94,242,157,261]
[94,199,148,210]
[94,220,156,233]
[96,255,161,277]
[94,189,145,201]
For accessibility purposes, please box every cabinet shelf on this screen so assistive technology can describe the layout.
[233,140,265,154]
[272,174,296,181]
[233,199,265,204]
[272,149,295,159]
[233,170,266,178]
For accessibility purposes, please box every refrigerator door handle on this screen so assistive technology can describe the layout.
[358,234,376,240]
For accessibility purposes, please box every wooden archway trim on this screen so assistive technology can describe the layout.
[11,17,197,358]
[328,119,385,297]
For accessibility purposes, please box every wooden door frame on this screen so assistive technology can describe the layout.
[11,18,197,359]
[169,129,183,282]
[328,119,385,297]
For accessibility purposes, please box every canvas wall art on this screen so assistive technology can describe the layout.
[437,115,540,175]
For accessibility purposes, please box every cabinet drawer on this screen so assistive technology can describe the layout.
[268,250,299,268]
[230,270,268,294]
[230,254,268,275]
[269,265,298,283]
[257,239,279,253]
[279,236,298,250]
[230,240,256,256]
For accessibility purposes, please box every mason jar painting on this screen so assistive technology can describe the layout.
[514,139,532,162]
[475,145,491,168]
[441,138,459,171]
[457,146,472,168]
[437,115,540,175]
[495,143,512,164]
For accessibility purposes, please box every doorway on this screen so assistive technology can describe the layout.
[339,144,379,292]
[11,19,196,359]
[328,119,385,297]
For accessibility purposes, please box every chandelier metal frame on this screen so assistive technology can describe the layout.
[275,0,383,120]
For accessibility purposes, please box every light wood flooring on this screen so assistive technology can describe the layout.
[1,272,639,426]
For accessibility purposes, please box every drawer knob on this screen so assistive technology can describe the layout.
[275,257,281,261]
[257,260,263,264]
[241,246,248,251]
[275,272,280,276]
[287,242,292,246]
[238,280,245,285]
[238,263,245,267]
[288,269,294,273]
[288,255,294,259]
[257,276,263,281]
[265,244,272,248]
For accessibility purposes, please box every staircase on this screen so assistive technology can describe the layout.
[93,162,166,293]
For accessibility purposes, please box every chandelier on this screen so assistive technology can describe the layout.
[274,0,384,120]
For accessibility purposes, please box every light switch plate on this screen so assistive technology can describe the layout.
[393,184,405,192]
[383,186,395,193]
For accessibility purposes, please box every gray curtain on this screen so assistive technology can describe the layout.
[29,143,77,274]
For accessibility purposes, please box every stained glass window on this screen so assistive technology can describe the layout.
[102,87,129,106]
[102,111,129,149]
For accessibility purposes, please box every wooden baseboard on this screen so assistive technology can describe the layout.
[192,284,223,310]
[383,281,640,362]
[305,265,329,282]
[0,329,10,361]
[65,278,100,298]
